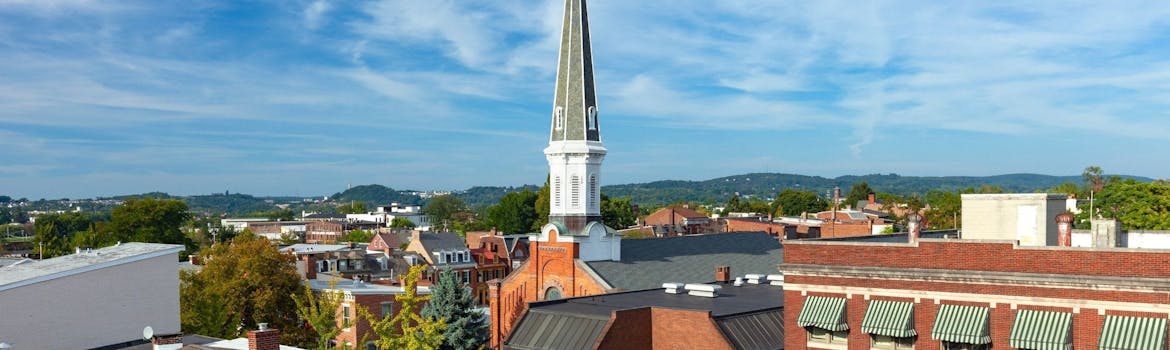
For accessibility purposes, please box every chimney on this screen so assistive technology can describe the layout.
[868,193,876,205]
[247,324,280,350]
[906,212,923,245]
[715,266,731,284]
[151,333,184,350]
[1055,211,1075,247]
[302,254,317,280]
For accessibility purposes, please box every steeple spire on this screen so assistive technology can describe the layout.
[550,0,600,142]
[544,0,607,236]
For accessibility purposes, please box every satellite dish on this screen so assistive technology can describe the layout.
[143,326,154,340]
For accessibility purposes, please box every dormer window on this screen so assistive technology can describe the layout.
[554,107,564,130]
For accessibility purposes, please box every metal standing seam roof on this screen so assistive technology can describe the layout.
[584,231,783,291]
[797,296,849,331]
[1009,309,1073,350]
[931,304,991,345]
[715,309,786,350]
[1099,315,1168,350]
[861,300,916,338]
[504,309,609,350]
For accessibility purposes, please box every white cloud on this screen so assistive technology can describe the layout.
[303,0,331,30]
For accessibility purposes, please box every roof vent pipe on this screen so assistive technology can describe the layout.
[745,274,764,284]
[684,283,721,298]
[663,282,684,294]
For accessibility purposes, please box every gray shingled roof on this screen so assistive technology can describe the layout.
[416,231,468,252]
[585,231,782,290]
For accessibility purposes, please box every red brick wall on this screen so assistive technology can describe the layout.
[650,308,733,350]
[596,308,653,350]
[488,228,609,349]
[724,218,786,236]
[785,239,1170,278]
[818,222,872,238]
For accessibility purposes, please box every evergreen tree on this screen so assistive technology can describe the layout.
[422,269,489,350]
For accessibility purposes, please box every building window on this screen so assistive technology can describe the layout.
[342,305,351,328]
[553,176,562,208]
[589,175,598,208]
[366,342,377,350]
[808,327,848,345]
[381,302,393,319]
[587,106,598,131]
[571,175,581,208]
[545,287,562,300]
[554,107,564,130]
[872,335,915,349]
[941,342,987,350]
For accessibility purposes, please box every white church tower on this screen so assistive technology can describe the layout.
[539,0,619,261]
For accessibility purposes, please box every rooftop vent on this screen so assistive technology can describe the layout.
[683,283,722,298]
[745,274,765,284]
[663,282,684,294]
[733,277,744,287]
[766,274,784,286]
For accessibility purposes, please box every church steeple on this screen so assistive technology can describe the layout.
[550,0,600,142]
[544,0,607,237]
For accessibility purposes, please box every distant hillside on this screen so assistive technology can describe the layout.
[331,185,423,206]
[457,185,541,208]
[599,173,1154,207]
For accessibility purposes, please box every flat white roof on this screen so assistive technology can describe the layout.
[280,244,350,254]
[0,242,182,292]
[308,278,431,295]
[960,193,1068,200]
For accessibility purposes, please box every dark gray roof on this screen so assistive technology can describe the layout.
[416,231,468,252]
[549,0,600,142]
[505,283,784,350]
[586,231,782,290]
[812,230,958,243]
[717,310,786,350]
[504,309,609,350]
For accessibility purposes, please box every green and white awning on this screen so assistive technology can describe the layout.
[1009,309,1072,350]
[931,304,991,344]
[1099,315,1168,350]
[861,300,916,338]
[797,296,849,331]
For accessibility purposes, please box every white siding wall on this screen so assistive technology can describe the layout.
[0,253,180,349]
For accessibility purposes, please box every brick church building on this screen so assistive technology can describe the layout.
[486,0,784,348]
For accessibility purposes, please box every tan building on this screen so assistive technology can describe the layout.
[961,193,1067,246]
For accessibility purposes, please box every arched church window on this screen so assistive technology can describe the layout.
[554,107,564,131]
[571,175,581,208]
[545,287,562,300]
[588,106,598,131]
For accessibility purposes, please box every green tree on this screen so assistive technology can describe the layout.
[180,232,312,344]
[532,176,550,231]
[844,182,875,209]
[108,197,192,247]
[33,221,69,258]
[600,194,637,229]
[338,201,368,215]
[771,189,829,216]
[358,265,446,350]
[342,229,375,243]
[292,280,344,350]
[425,195,468,232]
[485,190,538,234]
[923,190,961,230]
[421,269,488,350]
[391,217,416,229]
[1077,178,1170,230]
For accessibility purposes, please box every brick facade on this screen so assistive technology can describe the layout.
[723,217,786,236]
[488,227,610,349]
[781,238,1170,350]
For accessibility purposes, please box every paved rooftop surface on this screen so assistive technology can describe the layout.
[0,242,182,290]
[531,282,784,318]
[586,231,783,290]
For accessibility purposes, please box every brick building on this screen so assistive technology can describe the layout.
[780,225,1170,350]
[502,276,785,350]
[641,206,716,236]
[308,279,430,350]
[466,229,528,305]
[723,216,787,236]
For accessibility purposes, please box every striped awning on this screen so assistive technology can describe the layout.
[1009,309,1072,350]
[931,304,991,344]
[1099,315,1168,350]
[797,296,849,331]
[861,300,916,338]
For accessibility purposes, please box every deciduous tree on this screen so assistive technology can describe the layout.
[771,189,829,217]
[357,265,446,350]
[485,190,538,234]
[601,194,637,229]
[532,176,550,231]
[425,195,468,232]
[292,280,344,350]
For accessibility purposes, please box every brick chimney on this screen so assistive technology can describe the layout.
[868,193,876,205]
[1055,211,1075,247]
[247,323,280,350]
[302,254,317,280]
[906,212,923,245]
[715,266,731,284]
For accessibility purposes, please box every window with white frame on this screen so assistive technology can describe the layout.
[554,107,564,130]
[808,327,848,345]
[342,305,351,328]
[381,302,393,318]
[587,106,598,131]
[872,335,915,349]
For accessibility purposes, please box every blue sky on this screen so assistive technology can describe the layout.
[2,1,1170,199]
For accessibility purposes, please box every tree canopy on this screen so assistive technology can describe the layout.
[358,265,446,350]
[180,232,311,345]
[485,190,538,235]
[771,189,829,216]
[844,182,875,209]
[424,195,468,232]
[601,194,637,229]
